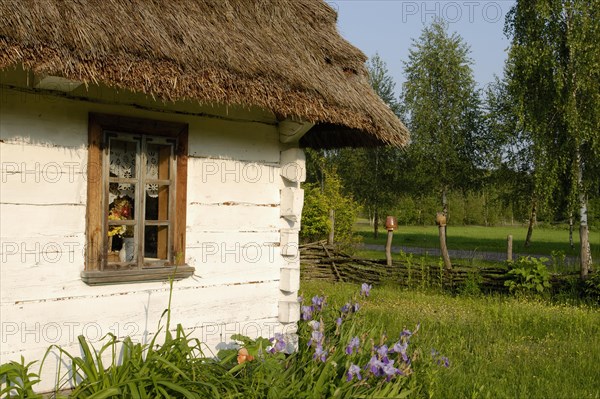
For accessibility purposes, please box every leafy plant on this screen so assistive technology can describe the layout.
[0,357,42,399]
[301,169,361,251]
[583,272,600,303]
[504,256,551,295]
[550,250,566,273]
[460,271,482,297]
[300,183,330,242]
[223,287,440,398]
[39,278,241,398]
[2,281,448,398]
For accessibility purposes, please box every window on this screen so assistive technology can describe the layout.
[83,114,193,284]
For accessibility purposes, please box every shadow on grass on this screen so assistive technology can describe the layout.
[356,229,595,259]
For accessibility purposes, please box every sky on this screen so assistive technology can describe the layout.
[329,0,516,95]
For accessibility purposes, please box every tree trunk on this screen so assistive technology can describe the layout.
[483,188,489,227]
[569,213,575,250]
[441,187,448,245]
[373,208,379,239]
[524,199,537,247]
[442,188,448,217]
[576,150,593,278]
[328,209,335,245]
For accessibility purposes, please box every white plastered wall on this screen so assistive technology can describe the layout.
[0,69,303,392]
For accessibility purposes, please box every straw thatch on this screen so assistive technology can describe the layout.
[0,0,409,148]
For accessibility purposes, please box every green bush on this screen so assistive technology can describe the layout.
[459,271,483,297]
[301,170,361,250]
[504,256,551,296]
[583,272,600,303]
[300,183,330,242]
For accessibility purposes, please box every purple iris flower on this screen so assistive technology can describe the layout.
[340,303,351,313]
[346,364,362,381]
[311,295,325,311]
[431,349,450,368]
[297,295,304,303]
[308,330,323,347]
[392,341,409,363]
[313,344,327,362]
[269,333,286,353]
[310,321,320,331]
[345,336,360,355]
[377,344,389,359]
[366,355,384,377]
[361,283,372,297]
[336,317,343,327]
[382,361,400,380]
[301,305,313,321]
[401,329,412,338]
[391,341,407,354]
[353,303,360,312]
[438,356,450,368]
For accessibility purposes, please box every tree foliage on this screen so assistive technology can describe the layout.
[332,54,405,238]
[505,0,600,275]
[301,166,360,249]
[400,19,484,215]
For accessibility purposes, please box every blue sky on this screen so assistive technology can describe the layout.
[329,0,516,94]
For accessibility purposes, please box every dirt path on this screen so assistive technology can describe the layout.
[361,244,579,266]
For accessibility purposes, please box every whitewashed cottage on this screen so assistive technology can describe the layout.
[0,0,409,391]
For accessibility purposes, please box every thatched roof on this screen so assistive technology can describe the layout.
[0,0,409,148]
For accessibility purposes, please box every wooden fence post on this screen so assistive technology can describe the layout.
[436,212,452,270]
[507,235,513,262]
[385,216,397,267]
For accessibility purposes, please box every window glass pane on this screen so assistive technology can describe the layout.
[109,139,137,179]
[107,226,137,264]
[144,225,169,261]
[108,188,135,221]
[147,143,172,180]
[145,184,169,220]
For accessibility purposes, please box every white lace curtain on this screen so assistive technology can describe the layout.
[109,146,159,203]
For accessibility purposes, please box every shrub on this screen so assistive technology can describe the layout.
[300,183,330,242]
[459,271,483,297]
[301,170,361,251]
[504,256,551,296]
[583,272,600,303]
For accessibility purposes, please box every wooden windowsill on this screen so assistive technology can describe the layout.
[81,265,195,285]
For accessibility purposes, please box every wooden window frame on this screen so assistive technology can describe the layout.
[82,113,194,285]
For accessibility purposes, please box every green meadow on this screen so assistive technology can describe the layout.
[355,220,599,262]
[301,280,600,399]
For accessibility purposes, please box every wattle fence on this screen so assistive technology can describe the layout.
[300,241,574,294]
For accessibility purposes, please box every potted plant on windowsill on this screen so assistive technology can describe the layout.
[108,196,135,262]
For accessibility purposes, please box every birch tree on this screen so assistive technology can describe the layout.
[400,19,482,220]
[505,0,600,277]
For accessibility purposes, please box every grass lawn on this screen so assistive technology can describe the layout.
[355,249,504,269]
[355,219,600,261]
[301,280,600,398]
